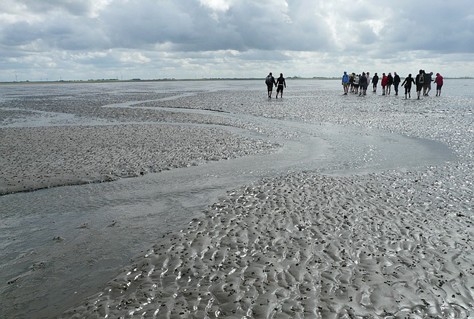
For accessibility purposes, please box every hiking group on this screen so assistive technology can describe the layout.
[265,72,286,99]
[342,70,444,99]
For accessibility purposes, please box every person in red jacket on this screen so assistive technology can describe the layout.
[434,73,444,96]
[381,73,388,95]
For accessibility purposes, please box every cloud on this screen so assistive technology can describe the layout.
[1,0,473,81]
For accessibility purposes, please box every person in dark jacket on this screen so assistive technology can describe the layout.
[265,72,276,98]
[275,73,287,99]
[386,73,394,95]
[423,71,433,96]
[359,72,368,96]
[372,73,379,93]
[393,72,401,96]
[415,70,425,100]
[401,74,415,99]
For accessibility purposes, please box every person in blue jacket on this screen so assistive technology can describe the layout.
[341,71,350,95]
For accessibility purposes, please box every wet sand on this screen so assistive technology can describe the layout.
[0,80,473,318]
[0,124,276,194]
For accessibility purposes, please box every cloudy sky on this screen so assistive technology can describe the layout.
[1,0,473,82]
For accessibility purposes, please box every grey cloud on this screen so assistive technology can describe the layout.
[95,0,333,52]
[1,22,41,46]
[14,0,95,16]
[3,1,474,53]
[1,0,474,81]
[382,1,474,53]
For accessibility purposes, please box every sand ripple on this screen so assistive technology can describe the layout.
[63,172,473,318]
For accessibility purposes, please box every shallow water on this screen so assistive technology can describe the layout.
[0,79,469,318]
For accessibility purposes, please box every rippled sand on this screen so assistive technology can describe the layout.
[62,84,473,318]
[62,168,473,318]
[1,80,473,318]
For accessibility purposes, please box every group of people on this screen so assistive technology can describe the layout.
[341,71,373,96]
[342,70,444,99]
[265,72,287,98]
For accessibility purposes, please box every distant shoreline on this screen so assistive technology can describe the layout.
[0,77,336,85]
[1,76,472,85]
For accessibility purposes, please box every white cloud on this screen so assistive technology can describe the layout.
[199,0,233,12]
[119,52,151,64]
[0,0,473,81]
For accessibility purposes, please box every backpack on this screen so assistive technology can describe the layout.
[265,76,272,86]
[342,74,349,83]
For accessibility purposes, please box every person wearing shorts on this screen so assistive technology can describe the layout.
[265,72,276,98]
[415,69,425,99]
[423,71,433,96]
[342,71,350,94]
[401,74,415,99]
[434,73,444,96]
[275,73,286,98]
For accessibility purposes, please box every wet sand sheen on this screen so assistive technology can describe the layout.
[64,172,473,318]
[0,80,473,318]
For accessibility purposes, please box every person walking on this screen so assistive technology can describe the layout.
[400,74,415,99]
[265,72,276,98]
[275,73,286,98]
[381,73,388,95]
[415,70,425,100]
[393,72,401,96]
[359,72,368,96]
[350,73,356,93]
[423,71,433,96]
[387,72,394,95]
[342,71,350,95]
[353,74,360,94]
[434,72,444,96]
[372,73,379,93]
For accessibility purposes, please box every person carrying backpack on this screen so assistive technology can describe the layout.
[342,71,350,95]
[415,69,425,99]
[265,73,276,98]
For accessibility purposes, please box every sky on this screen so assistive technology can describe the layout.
[1,0,473,82]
